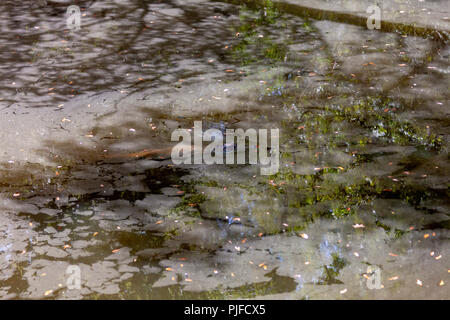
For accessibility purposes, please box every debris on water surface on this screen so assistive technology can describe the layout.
[389,253,398,257]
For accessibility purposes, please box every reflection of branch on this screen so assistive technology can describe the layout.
[0,103,13,111]
[103,147,173,161]
[0,0,238,109]
[113,2,149,53]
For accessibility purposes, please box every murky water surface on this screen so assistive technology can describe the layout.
[0,0,448,299]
